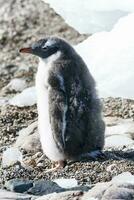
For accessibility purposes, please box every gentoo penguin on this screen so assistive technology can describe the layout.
[20,36,105,171]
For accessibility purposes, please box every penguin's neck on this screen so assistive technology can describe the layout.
[36,51,61,88]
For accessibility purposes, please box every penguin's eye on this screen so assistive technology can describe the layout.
[42,45,49,50]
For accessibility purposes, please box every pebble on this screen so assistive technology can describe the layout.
[2,147,23,168]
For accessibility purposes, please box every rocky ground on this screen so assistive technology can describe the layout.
[0,0,134,199]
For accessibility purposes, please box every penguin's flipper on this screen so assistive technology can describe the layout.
[48,73,67,152]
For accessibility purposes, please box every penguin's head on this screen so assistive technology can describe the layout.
[20,36,74,59]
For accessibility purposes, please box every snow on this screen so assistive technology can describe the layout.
[53,178,78,189]
[43,0,134,34]
[2,147,23,168]
[9,86,36,107]
[75,13,134,99]
[42,1,134,99]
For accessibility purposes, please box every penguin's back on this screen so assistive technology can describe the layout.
[48,53,105,159]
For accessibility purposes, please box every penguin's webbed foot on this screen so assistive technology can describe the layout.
[80,150,106,161]
[44,160,66,173]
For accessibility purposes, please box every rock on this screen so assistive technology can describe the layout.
[82,172,134,200]
[105,118,134,137]
[27,180,65,196]
[102,184,134,200]
[82,182,110,200]
[104,117,119,127]
[14,121,41,153]
[35,190,84,200]
[105,118,134,148]
[53,178,78,189]
[9,87,36,107]
[0,189,36,200]
[0,97,8,106]
[105,135,134,148]
[2,147,23,168]
[2,78,27,93]
[5,179,33,193]
[111,172,134,185]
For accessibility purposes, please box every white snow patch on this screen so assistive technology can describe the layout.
[2,147,23,168]
[43,0,134,34]
[53,178,78,189]
[9,86,36,107]
[75,13,134,99]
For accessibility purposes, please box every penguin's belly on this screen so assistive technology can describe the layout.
[37,87,65,161]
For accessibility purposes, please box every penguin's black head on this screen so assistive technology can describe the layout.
[20,36,74,59]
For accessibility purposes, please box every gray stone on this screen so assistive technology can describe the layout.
[5,179,33,193]
[27,180,65,196]
[82,182,110,200]
[35,190,84,200]
[102,184,134,200]
[82,172,134,200]
[27,179,90,196]
[0,189,36,200]
[14,121,41,153]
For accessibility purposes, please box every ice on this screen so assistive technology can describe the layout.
[53,178,78,189]
[43,0,134,34]
[9,86,36,107]
[75,13,134,99]
[2,147,23,168]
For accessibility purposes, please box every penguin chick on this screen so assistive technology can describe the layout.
[20,36,105,171]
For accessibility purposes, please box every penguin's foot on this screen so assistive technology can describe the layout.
[44,160,66,173]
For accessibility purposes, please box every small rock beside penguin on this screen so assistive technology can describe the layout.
[20,36,105,171]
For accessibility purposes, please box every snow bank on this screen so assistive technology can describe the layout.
[75,13,134,99]
[43,0,134,34]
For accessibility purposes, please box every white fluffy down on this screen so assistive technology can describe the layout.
[36,52,65,161]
